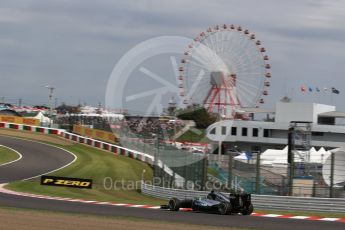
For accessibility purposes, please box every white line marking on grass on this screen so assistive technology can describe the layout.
[0,145,23,167]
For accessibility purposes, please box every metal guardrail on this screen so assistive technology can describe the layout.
[141,182,345,213]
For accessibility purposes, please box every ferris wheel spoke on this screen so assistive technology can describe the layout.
[236,80,260,94]
[187,57,210,71]
[236,60,263,74]
[187,62,211,76]
[237,90,254,107]
[220,31,225,54]
[215,30,222,56]
[199,37,212,62]
[239,72,265,78]
[224,32,237,56]
[170,56,179,78]
[207,34,222,67]
[236,77,263,90]
[225,35,247,61]
[233,86,254,107]
[237,84,260,105]
[227,39,257,70]
[192,45,218,68]
[236,82,262,100]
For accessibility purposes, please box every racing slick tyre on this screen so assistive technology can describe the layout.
[241,203,254,215]
[169,198,181,211]
[218,202,231,215]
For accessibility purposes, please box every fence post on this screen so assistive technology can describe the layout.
[201,156,208,191]
[228,151,233,189]
[330,151,335,198]
[287,127,295,196]
[255,152,261,194]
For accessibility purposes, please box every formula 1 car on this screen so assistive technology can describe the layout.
[161,191,253,215]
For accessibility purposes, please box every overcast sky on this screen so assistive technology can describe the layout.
[0,0,344,111]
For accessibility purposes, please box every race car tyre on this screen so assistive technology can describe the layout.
[192,204,198,212]
[169,198,181,211]
[218,202,230,215]
[241,203,254,215]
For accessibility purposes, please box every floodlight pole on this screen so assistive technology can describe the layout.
[45,86,55,127]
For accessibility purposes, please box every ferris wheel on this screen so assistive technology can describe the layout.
[178,24,271,119]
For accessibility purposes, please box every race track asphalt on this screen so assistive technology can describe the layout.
[0,135,344,230]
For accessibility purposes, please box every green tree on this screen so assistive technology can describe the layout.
[176,106,216,129]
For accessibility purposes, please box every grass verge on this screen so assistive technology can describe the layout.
[176,129,207,142]
[2,132,164,205]
[0,146,20,165]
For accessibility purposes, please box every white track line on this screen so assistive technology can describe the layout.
[0,184,344,223]
[289,216,309,219]
[0,145,23,167]
[0,136,78,181]
[319,218,340,221]
[263,214,282,218]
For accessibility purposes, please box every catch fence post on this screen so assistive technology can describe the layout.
[330,151,335,198]
[255,152,261,194]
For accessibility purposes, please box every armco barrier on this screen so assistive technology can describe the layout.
[0,122,61,135]
[141,182,345,213]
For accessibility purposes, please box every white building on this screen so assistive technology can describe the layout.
[206,102,345,153]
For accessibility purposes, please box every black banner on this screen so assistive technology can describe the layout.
[41,176,92,189]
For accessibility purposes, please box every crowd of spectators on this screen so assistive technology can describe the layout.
[121,117,185,139]
[55,115,113,132]
[55,115,185,139]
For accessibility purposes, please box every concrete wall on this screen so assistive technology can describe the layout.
[275,102,335,124]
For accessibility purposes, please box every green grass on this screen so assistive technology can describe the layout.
[6,143,165,205]
[176,129,208,143]
[0,146,20,165]
[208,167,219,178]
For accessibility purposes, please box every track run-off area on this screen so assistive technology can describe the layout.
[0,134,344,230]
